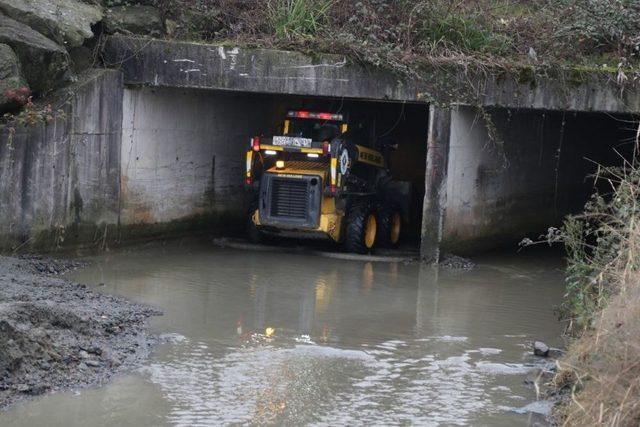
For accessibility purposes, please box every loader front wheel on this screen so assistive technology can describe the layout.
[344,204,378,254]
[247,201,268,244]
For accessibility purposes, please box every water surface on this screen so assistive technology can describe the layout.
[1,243,564,426]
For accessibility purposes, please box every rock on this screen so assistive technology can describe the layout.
[104,5,163,37]
[533,341,550,357]
[548,347,565,359]
[106,325,120,334]
[15,383,30,393]
[165,18,177,37]
[84,359,100,368]
[0,15,70,93]
[27,383,48,395]
[0,0,102,48]
[68,45,93,74]
[0,43,28,112]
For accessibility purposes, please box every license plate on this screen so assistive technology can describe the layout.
[272,136,312,148]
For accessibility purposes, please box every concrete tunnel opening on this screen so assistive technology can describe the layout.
[442,106,638,254]
[120,86,429,249]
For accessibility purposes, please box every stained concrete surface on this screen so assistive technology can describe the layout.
[442,106,638,252]
[105,35,640,113]
[120,87,274,226]
[0,69,122,251]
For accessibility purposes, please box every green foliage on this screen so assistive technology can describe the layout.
[553,0,640,59]
[267,0,333,40]
[560,162,640,333]
[419,13,512,55]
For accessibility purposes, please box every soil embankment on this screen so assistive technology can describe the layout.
[0,255,160,409]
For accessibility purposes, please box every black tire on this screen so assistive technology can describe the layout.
[343,203,378,254]
[377,202,402,248]
[246,200,266,244]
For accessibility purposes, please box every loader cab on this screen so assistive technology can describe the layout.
[282,110,348,141]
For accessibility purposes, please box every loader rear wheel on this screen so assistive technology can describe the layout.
[344,204,378,254]
[377,203,402,247]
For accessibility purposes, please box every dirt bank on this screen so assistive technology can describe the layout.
[0,255,161,409]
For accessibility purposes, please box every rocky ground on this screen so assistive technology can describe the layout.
[0,255,160,409]
[439,253,476,270]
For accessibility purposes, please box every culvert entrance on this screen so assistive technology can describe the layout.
[442,106,638,253]
[120,86,429,250]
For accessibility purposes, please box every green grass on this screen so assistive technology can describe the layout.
[268,0,334,40]
[420,14,513,55]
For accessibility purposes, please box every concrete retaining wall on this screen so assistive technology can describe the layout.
[441,106,636,252]
[120,87,274,227]
[105,36,640,114]
[0,70,122,250]
[443,107,559,251]
[0,78,282,250]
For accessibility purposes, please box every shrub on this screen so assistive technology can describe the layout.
[419,13,513,55]
[552,0,640,60]
[561,162,640,333]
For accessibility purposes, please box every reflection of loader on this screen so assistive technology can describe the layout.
[244,110,404,254]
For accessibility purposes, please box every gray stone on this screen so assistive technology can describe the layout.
[0,14,70,93]
[84,359,100,368]
[15,383,30,393]
[104,5,163,37]
[0,0,102,48]
[533,341,550,357]
[0,43,28,111]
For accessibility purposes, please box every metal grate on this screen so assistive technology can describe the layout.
[271,178,309,219]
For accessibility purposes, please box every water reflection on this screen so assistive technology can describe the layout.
[0,244,564,426]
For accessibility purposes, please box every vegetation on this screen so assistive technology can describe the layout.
[550,137,640,425]
[267,0,334,40]
[146,0,640,72]
[562,163,640,333]
[555,268,640,426]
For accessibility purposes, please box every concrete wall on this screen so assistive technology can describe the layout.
[441,106,636,252]
[105,36,640,114]
[0,76,281,250]
[443,107,554,250]
[0,70,122,250]
[120,87,275,229]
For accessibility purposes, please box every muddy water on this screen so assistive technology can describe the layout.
[1,243,565,426]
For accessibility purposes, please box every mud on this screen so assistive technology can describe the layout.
[440,253,476,270]
[0,256,160,409]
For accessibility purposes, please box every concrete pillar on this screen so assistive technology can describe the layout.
[420,105,451,263]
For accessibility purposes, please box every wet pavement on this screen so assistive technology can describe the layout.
[0,242,565,426]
